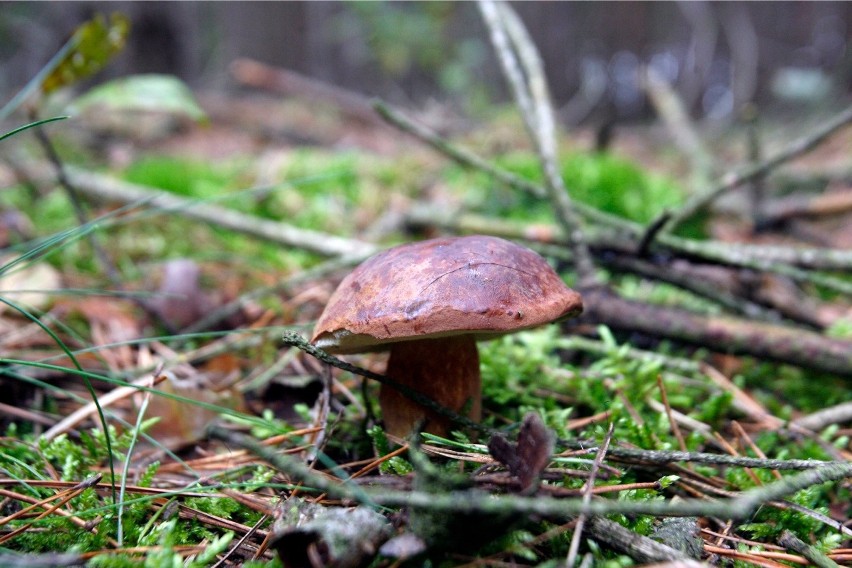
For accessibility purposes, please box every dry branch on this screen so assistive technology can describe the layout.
[778,530,841,568]
[791,401,852,432]
[587,517,694,564]
[580,287,852,377]
[209,426,852,521]
[18,163,377,258]
[373,101,544,199]
[404,205,852,291]
[652,104,852,236]
[643,67,714,182]
[478,0,598,288]
[761,189,852,224]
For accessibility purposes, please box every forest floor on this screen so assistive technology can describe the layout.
[1,62,851,567]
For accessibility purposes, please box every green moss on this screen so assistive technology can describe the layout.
[463,150,691,227]
[122,156,241,199]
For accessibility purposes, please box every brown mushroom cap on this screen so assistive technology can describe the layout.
[312,235,583,353]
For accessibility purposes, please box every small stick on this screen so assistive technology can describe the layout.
[281,332,488,435]
[42,372,168,441]
[732,421,782,481]
[52,165,378,259]
[790,401,852,432]
[567,422,614,566]
[208,425,852,520]
[779,530,841,568]
[373,101,545,199]
[478,0,599,289]
[650,104,852,238]
[643,67,714,181]
[658,375,688,452]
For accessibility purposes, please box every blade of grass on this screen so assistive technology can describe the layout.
[0,116,68,143]
[0,35,77,121]
[0,297,118,503]
[0,358,278,431]
[117,372,156,547]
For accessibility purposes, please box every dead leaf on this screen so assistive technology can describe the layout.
[0,256,62,314]
[150,258,213,330]
[144,371,245,450]
[487,412,555,494]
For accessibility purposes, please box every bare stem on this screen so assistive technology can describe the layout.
[478,0,598,289]
[651,103,852,238]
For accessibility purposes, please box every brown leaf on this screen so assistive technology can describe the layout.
[150,259,213,330]
[488,412,555,494]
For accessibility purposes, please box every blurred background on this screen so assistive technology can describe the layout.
[2,1,851,124]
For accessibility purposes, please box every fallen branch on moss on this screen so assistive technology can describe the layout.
[15,162,378,259]
[651,103,852,237]
[580,287,852,377]
[281,332,849,468]
[208,426,852,521]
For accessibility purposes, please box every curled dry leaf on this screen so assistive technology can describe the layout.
[488,412,555,494]
[144,371,246,450]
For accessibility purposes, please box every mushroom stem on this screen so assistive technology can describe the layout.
[381,335,481,437]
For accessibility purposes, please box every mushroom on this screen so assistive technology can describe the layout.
[311,235,583,437]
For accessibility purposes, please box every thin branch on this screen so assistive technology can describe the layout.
[182,252,371,335]
[478,0,599,288]
[586,517,694,564]
[283,332,846,471]
[791,401,852,432]
[31,120,121,286]
[230,58,381,126]
[652,103,852,237]
[580,287,852,377]
[281,332,488,435]
[373,100,545,198]
[405,204,852,291]
[778,530,841,568]
[208,426,852,521]
[592,446,843,471]
[24,163,378,259]
[567,423,615,567]
[643,67,715,181]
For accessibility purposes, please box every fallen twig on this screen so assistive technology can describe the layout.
[778,530,841,568]
[405,204,852,276]
[580,287,852,376]
[761,188,852,225]
[586,517,694,564]
[281,331,487,435]
[643,66,715,182]
[650,103,852,237]
[478,0,599,289]
[281,332,846,471]
[373,100,544,199]
[18,162,377,258]
[791,401,852,432]
[230,58,381,125]
[208,426,852,521]
[567,423,615,566]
